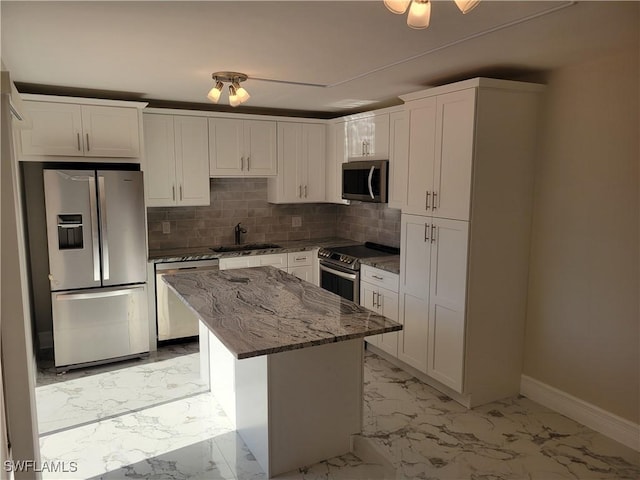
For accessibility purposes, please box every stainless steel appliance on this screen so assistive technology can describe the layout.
[342,160,388,203]
[155,259,219,341]
[43,169,149,369]
[318,242,399,303]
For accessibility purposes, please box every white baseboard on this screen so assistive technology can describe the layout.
[520,375,639,452]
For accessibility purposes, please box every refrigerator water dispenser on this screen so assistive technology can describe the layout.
[56,214,83,249]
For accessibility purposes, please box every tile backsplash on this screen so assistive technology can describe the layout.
[147,178,400,250]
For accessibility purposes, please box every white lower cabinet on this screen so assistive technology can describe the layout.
[398,214,468,393]
[360,265,399,357]
[219,250,318,286]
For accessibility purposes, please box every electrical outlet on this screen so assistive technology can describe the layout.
[292,216,302,228]
[162,221,171,234]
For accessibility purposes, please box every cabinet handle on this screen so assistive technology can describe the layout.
[304,185,308,198]
[366,140,370,155]
[85,133,90,152]
[431,224,436,244]
[241,157,244,171]
[299,185,302,198]
[372,291,376,308]
[362,141,365,156]
[372,275,383,280]
[295,257,306,261]
[379,292,383,309]
[426,191,431,210]
[172,185,176,201]
[76,133,81,151]
[432,191,438,210]
[247,156,250,171]
[180,185,183,201]
[424,223,430,242]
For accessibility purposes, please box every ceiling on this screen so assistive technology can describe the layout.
[1,1,638,118]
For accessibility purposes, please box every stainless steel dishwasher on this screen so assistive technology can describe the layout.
[155,259,219,341]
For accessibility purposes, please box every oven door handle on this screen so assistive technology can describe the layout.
[319,263,358,281]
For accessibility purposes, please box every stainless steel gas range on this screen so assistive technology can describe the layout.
[317,242,399,303]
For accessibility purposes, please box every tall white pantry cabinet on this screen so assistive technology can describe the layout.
[396,78,544,408]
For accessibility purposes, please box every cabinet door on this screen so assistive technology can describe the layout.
[209,118,244,176]
[276,122,303,202]
[81,105,141,158]
[20,101,84,156]
[174,116,210,206]
[244,120,277,176]
[346,114,389,159]
[432,89,475,221]
[378,286,399,356]
[427,218,469,392]
[405,98,437,215]
[360,282,380,347]
[303,123,326,202]
[219,256,254,270]
[255,253,287,270]
[371,114,390,158]
[388,110,409,209]
[143,114,177,206]
[289,265,313,283]
[325,121,348,204]
[398,214,431,372]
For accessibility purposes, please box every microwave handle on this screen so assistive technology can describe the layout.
[367,166,375,199]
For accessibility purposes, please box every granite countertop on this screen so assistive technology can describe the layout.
[360,255,400,275]
[148,237,356,263]
[162,266,402,359]
[150,237,401,274]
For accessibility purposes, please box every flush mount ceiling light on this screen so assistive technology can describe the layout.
[207,72,250,106]
[384,0,480,29]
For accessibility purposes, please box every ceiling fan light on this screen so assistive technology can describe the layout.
[454,0,481,14]
[384,0,411,14]
[207,81,223,103]
[407,0,431,29]
[228,85,241,107]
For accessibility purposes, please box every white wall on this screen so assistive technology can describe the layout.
[524,46,639,423]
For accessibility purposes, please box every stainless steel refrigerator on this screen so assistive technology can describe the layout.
[43,169,149,369]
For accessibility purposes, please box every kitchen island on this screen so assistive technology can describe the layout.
[163,266,401,478]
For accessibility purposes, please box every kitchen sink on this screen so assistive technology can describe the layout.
[210,243,282,253]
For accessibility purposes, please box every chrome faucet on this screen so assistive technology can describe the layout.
[234,222,247,245]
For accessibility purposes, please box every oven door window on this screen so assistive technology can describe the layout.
[320,268,358,302]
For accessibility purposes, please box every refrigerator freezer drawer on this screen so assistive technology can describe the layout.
[52,285,149,368]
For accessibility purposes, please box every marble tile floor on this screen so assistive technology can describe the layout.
[37,347,640,480]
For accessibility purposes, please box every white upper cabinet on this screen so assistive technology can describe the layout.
[325,120,349,204]
[19,98,143,159]
[387,110,409,210]
[209,118,277,177]
[268,122,326,203]
[345,113,389,160]
[404,89,475,221]
[143,114,210,207]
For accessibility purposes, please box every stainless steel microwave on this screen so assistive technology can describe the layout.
[342,160,388,203]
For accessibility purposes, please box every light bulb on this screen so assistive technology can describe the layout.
[233,81,250,103]
[228,85,241,107]
[407,0,431,29]
[384,0,411,14]
[454,0,480,14]
[207,81,223,103]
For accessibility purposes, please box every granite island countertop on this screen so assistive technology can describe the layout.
[162,266,402,359]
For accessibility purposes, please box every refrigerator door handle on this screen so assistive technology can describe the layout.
[54,287,141,301]
[98,175,110,280]
[88,177,101,282]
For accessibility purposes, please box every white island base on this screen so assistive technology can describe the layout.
[200,324,364,478]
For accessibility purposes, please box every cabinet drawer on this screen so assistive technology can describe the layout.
[255,253,287,270]
[361,265,399,292]
[287,251,313,267]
